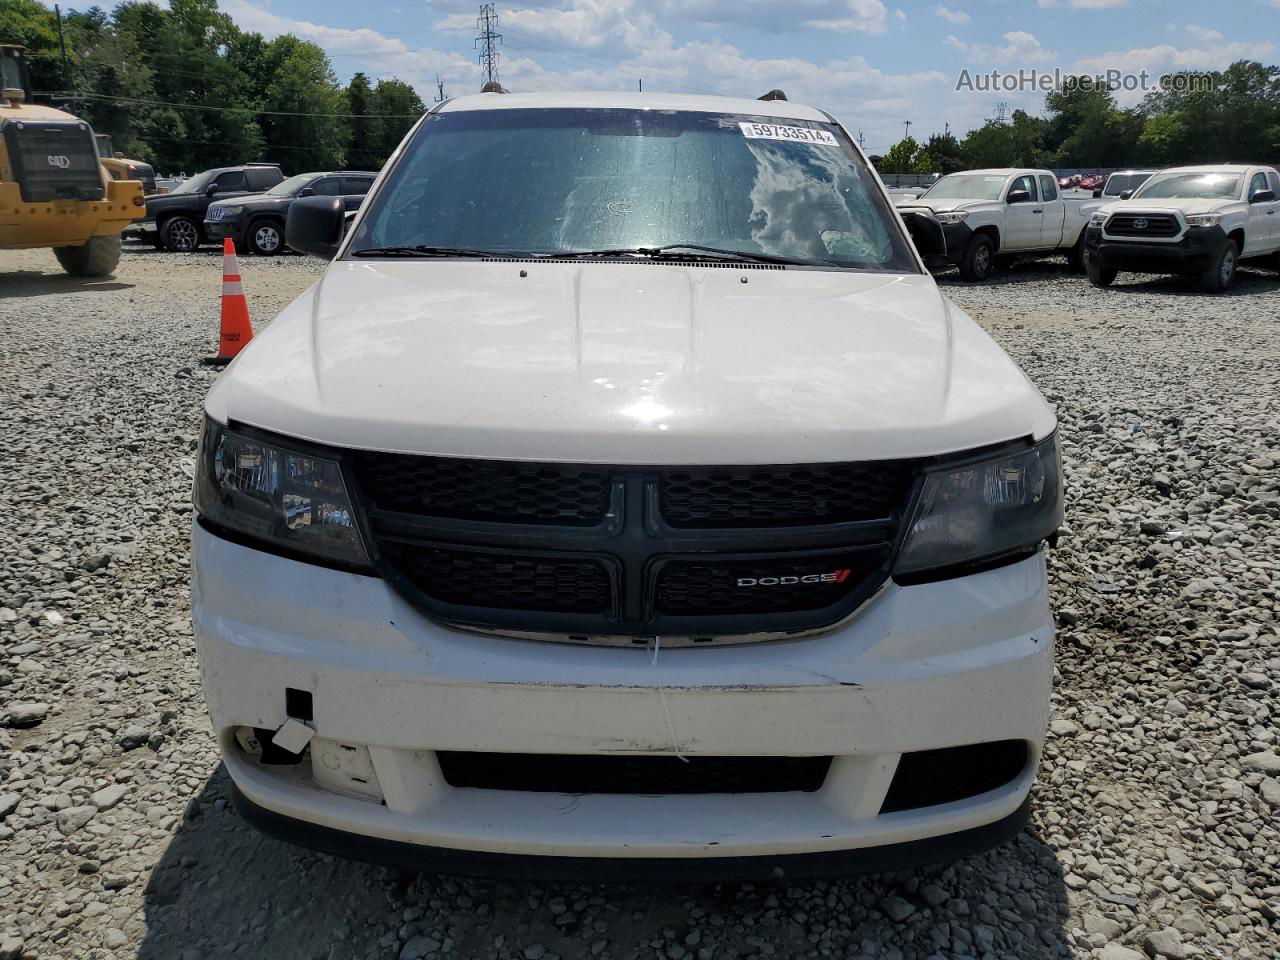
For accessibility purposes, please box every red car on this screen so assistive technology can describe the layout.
[1077,174,1106,191]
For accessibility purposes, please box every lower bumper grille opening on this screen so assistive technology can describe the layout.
[879,740,1029,814]
[437,752,833,795]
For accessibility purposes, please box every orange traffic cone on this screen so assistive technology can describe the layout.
[201,237,254,366]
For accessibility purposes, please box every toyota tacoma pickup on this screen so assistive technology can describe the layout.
[897,168,1102,280]
[191,91,1063,879]
[1084,164,1280,292]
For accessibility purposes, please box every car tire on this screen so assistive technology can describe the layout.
[248,219,284,256]
[1086,257,1117,288]
[958,234,995,282]
[160,216,201,253]
[1198,238,1238,294]
[1067,234,1089,273]
[53,235,122,277]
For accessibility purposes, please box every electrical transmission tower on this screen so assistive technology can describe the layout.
[475,4,502,91]
[995,102,1010,125]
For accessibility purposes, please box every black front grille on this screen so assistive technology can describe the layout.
[660,462,910,527]
[381,543,612,614]
[655,549,888,616]
[2,119,104,202]
[352,453,611,526]
[1105,214,1181,238]
[437,752,832,794]
[350,454,918,640]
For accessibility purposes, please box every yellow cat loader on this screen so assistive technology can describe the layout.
[0,45,144,276]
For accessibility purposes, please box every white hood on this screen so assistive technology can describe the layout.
[1097,196,1245,217]
[895,198,995,215]
[207,260,1054,464]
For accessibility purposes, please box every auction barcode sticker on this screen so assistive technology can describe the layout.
[739,122,839,146]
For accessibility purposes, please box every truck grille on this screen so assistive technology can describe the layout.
[348,453,918,642]
[1105,213,1181,238]
[1,119,104,203]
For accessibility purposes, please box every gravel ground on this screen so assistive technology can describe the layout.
[1,243,1278,960]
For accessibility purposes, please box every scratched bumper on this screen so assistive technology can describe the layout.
[192,523,1053,862]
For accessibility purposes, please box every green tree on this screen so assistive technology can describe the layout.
[369,78,425,164]
[880,136,919,174]
[256,35,346,171]
[0,0,65,93]
[922,132,965,174]
[345,72,378,169]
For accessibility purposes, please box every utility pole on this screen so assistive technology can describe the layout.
[54,4,72,107]
[434,74,446,102]
[475,3,502,91]
[857,129,866,150]
[944,121,950,137]
[638,78,642,92]
[903,120,912,140]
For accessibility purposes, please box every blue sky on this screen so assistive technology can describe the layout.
[133,0,1280,150]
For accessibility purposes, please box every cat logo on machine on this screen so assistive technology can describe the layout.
[736,569,851,588]
[47,155,71,169]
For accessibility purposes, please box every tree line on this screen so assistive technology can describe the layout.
[874,62,1280,174]
[0,0,426,175]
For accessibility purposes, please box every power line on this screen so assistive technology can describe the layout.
[475,3,502,90]
[39,90,421,119]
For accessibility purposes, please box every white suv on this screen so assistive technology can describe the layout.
[191,91,1062,879]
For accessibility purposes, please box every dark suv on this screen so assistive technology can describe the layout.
[204,171,377,255]
[137,164,284,251]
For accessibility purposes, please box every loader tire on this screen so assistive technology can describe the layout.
[54,235,122,278]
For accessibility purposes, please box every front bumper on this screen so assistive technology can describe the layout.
[203,218,244,245]
[192,523,1054,873]
[1086,223,1227,273]
[940,221,974,264]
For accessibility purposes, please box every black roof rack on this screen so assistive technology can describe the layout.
[758,89,788,102]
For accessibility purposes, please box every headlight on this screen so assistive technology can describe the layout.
[1184,213,1222,228]
[193,418,368,567]
[895,433,1063,578]
[1089,212,1108,226]
[934,211,969,225]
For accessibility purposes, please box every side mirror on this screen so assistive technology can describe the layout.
[298,186,315,197]
[898,210,950,270]
[206,183,219,196]
[286,195,345,259]
[1119,189,1135,201]
[1250,189,1276,204]
[1093,189,1103,198]
[1007,190,1032,204]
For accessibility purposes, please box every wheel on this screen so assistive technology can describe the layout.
[1067,234,1089,273]
[1198,238,1238,293]
[160,216,201,253]
[1086,257,1117,287]
[958,234,995,282]
[54,235,122,277]
[248,219,284,256]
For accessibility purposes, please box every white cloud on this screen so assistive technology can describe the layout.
[1071,39,1277,105]
[933,4,971,24]
[945,30,1055,64]
[1182,25,1224,44]
[1038,0,1127,7]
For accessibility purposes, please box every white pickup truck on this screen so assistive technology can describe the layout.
[897,168,1102,281]
[192,90,1063,880]
[1084,164,1280,292]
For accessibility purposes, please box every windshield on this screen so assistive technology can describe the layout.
[1,52,26,95]
[350,108,917,271]
[1134,172,1241,200]
[919,173,1008,202]
[268,174,317,197]
[1103,173,1153,196]
[168,170,216,196]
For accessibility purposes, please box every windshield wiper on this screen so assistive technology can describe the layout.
[351,245,521,259]
[546,243,830,267]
